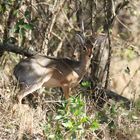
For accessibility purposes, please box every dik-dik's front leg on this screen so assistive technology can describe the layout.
[62,85,71,100]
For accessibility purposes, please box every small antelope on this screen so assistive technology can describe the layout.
[14,34,93,103]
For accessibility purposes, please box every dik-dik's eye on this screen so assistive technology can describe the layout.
[83,46,87,51]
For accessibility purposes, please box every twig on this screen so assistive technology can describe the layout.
[42,0,66,53]
[115,15,131,32]
[120,65,140,95]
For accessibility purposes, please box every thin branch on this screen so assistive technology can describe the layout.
[120,65,140,95]
[103,0,112,89]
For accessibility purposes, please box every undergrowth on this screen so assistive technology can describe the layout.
[0,74,140,139]
[41,95,140,140]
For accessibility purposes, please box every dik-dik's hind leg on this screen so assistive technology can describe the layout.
[11,81,45,115]
[17,82,44,104]
[16,73,53,104]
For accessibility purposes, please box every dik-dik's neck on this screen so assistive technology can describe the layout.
[79,52,91,76]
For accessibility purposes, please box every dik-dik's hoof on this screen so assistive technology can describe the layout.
[15,95,22,104]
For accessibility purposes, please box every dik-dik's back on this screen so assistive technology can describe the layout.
[14,34,93,103]
[14,55,85,88]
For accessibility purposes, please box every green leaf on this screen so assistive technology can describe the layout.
[14,24,20,33]
[19,28,25,37]
[73,109,81,116]
[23,23,33,30]
[80,116,89,123]
[81,81,91,88]
[48,134,55,139]
[55,115,63,120]
[108,120,116,130]
[24,10,30,18]
[18,18,24,25]
[91,120,100,131]
[0,3,6,13]
[13,9,18,17]
[110,105,116,115]
[62,121,73,129]
[121,47,137,60]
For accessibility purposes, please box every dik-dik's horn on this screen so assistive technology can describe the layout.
[75,34,85,46]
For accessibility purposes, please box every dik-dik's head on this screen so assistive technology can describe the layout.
[75,34,93,58]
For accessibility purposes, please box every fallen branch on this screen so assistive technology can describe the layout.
[105,89,131,109]
[92,85,131,109]
[0,43,36,57]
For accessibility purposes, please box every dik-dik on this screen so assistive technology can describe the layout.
[14,34,93,104]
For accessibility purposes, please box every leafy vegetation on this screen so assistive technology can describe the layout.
[41,95,140,139]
